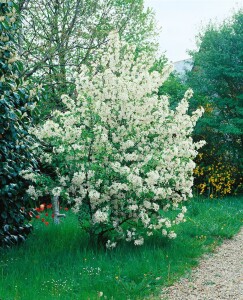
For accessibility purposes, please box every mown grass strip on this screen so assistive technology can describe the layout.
[0,196,242,300]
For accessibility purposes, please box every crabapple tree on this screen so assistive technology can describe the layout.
[23,32,205,248]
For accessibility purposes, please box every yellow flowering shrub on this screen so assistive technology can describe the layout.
[194,153,242,198]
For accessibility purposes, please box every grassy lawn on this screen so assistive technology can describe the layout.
[0,196,242,300]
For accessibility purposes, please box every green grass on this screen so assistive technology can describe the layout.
[0,196,243,300]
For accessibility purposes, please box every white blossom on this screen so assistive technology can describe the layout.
[27,32,204,246]
[52,187,62,197]
[134,237,144,246]
[162,229,167,236]
[106,240,117,249]
[168,231,177,239]
[92,210,108,224]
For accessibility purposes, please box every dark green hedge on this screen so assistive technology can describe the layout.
[0,1,37,247]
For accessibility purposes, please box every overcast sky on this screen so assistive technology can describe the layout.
[144,0,242,62]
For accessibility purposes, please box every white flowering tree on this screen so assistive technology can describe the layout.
[24,33,205,248]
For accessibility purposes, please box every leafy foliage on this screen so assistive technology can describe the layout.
[0,1,37,247]
[18,0,159,120]
[187,10,243,196]
[158,72,188,109]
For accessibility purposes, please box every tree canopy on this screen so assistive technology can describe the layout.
[187,10,243,196]
[17,0,159,118]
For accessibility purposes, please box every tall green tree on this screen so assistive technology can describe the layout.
[0,1,38,247]
[187,10,243,195]
[17,0,158,119]
[158,72,188,109]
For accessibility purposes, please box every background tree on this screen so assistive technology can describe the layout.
[0,1,38,247]
[17,0,159,119]
[158,72,188,109]
[186,10,243,197]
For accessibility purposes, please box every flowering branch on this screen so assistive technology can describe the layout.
[24,32,205,248]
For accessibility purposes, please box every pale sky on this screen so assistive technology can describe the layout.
[144,0,242,62]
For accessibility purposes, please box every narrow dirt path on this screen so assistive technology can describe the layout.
[161,229,243,300]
